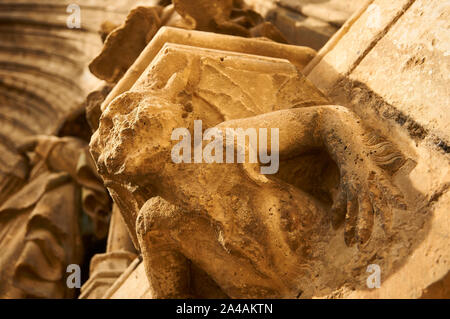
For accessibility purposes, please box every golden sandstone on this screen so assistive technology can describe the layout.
[0,0,448,299]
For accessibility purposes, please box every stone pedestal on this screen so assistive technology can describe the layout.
[79,204,137,299]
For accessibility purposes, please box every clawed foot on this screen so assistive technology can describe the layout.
[136,197,193,299]
[331,161,407,247]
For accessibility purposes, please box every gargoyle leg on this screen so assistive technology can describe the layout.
[136,197,192,298]
[136,196,287,298]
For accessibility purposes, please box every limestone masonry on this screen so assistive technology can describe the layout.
[0,0,448,299]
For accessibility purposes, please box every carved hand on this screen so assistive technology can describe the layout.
[318,106,408,247]
[218,105,408,247]
[331,154,407,247]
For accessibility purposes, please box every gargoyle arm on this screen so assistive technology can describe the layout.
[217,105,407,247]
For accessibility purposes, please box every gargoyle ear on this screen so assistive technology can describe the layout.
[160,68,192,101]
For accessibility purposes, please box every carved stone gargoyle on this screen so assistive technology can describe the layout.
[90,43,409,298]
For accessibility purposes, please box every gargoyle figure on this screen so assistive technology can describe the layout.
[90,48,408,298]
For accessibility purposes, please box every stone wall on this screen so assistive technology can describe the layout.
[305,0,449,298]
[245,0,369,49]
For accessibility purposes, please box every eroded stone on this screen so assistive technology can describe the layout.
[91,44,414,298]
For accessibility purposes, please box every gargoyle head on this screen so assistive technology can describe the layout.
[90,90,191,247]
[90,90,188,185]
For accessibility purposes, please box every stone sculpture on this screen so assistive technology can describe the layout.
[89,0,289,83]
[1,0,445,300]
[0,0,141,298]
[90,43,408,298]
[0,129,110,298]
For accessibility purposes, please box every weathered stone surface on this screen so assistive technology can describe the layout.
[305,0,450,298]
[79,204,137,299]
[0,0,447,301]
[90,42,421,298]
[100,27,317,112]
[173,0,234,29]
[85,82,114,132]
[89,6,163,83]
[79,251,137,299]
[105,261,152,299]
[305,0,413,86]
[349,0,449,144]
[0,0,311,300]
[95,41,326,248]
[89,0,290,83]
